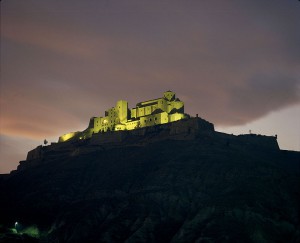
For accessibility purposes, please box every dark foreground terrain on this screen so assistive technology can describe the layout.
[0,135,299,242]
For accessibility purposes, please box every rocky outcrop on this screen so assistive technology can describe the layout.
[0,128,298,242]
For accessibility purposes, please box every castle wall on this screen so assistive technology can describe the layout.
[169,117,214,135]
[59,132,80,142]
[89,131,126,145]
[137,98,160,107]
[169,113,185,122]
[116,100,128,123]
[236,134,279,150]
[92,117,103,132]
[20,116,281,173]
[115,124,126,131]
[139,112,169,128]
[213,132,279,151]
[167,100,184,113]
[89,100,127,134]
[58,91,188,142]
[135,101,161,118]
[157,98,167,112]
[131,108,137,119]
[125,120,139,130]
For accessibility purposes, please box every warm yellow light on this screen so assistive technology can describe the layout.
[58,131,80,142]
[58,92,187,143]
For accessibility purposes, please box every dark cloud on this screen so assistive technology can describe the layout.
[222,72,300,125]
[1,0,299,148]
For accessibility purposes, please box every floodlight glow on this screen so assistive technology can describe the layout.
[14,222,19,233]
[58,91,187,142]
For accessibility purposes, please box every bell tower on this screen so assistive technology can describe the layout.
[163,91,175,101]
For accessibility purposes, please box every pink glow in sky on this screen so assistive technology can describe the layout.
[0,0,299,173]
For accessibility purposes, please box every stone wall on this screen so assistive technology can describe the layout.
[89,131,127,145]
[236,134,279,150]
[214,132,279,151]
[19,117,279,172]
[170,117,214,135]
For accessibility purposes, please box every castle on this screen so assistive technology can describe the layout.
[59,91,188,142]
[20,91,279,168]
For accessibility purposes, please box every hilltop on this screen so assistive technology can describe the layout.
[0,116,299,242]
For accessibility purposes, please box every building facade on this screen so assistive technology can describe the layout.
[59,91,187,142]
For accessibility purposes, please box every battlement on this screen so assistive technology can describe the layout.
[59,91,187,142]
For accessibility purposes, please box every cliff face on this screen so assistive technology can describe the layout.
[0,118,299,242]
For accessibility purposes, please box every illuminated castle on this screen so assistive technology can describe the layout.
[59,91,188,142]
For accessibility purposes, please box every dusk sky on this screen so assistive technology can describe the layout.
[1,0,299,173]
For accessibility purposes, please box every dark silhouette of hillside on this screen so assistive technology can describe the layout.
[0,119,299,242]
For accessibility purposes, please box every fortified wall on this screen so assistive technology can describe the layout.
[17,91,280,171]
[19,116,280,172]
[21,117,215,170]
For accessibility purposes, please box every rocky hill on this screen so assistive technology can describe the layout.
[0,118,299,242]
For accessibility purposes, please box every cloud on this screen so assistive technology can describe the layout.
[220,72,300,125]
[2,19,107,59]
[0,98,83,139]
[1,0,300,141]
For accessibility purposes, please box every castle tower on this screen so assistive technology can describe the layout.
[163,91,175,101]
[116,100,128,124]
